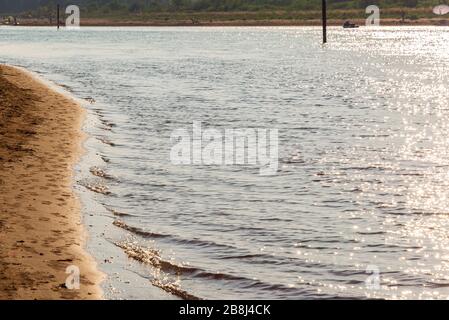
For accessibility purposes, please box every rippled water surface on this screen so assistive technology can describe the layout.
[2,26,449,299]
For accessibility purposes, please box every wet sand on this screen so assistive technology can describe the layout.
[0,65,103,299]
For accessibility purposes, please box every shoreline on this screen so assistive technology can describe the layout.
[4,17,449,27]
[0,64,103,299]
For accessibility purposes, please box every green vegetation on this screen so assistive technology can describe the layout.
[1,0,448,23]
[1,0,448,15]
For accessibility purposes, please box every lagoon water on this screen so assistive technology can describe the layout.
[2,26,449,299]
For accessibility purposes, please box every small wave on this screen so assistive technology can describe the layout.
[330,269,370,277]
[59,83,71,91]
[114,239,300,298]
[281,158,305,164]
[112,226,261,281]
[342,166,387,171]
[113,220,169,238]
[112,219,238,250]
[115,240,201,300]
[112,224,323,285]
[356,231,385,235]
[151,280,201,300]
[83,182,110,195]
[90,166,116,180]
[97,136,116,147]
[116,240,161,266]
[84,97,96,104]
[97,115,116,130]
[105,207,133,217]
[218,253,269,260]
[259,217,294,222]
[100,155,110,163]
[408,211,449,216]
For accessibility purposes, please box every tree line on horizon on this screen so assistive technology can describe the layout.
[0,0,447,15]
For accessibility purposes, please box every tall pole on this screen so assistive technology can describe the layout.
[322,0,327,43]
[57,4,60,30]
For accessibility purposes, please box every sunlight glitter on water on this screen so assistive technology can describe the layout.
[2,26,449,299]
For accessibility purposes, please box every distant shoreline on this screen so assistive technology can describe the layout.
[6,18,449,27]
[1,6,446,27]
[3,9,449,28]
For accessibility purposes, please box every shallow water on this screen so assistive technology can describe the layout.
[2,26,449,299]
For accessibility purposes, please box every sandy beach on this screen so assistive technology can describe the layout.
[0,65,103,299]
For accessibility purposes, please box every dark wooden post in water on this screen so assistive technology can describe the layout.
[57,4,60,29]
[322,0,327,43]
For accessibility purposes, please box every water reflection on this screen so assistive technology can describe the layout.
[1,26,449,299]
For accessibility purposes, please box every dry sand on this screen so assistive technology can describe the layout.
[0,64,103,299]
